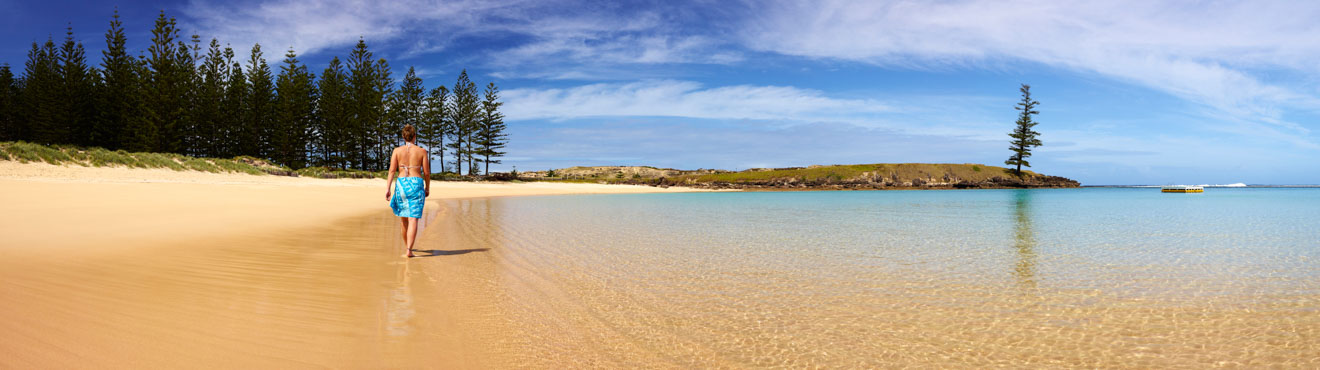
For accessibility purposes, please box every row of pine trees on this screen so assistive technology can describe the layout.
[0,10,508,174]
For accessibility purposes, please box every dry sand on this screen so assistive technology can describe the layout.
[0,161,711,368]
[0,161,705,254]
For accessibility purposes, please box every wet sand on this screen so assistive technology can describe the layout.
[0,162,707,368]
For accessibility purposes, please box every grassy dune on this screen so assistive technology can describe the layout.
[0,141,382,179]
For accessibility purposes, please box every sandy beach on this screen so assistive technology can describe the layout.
[0,161,704,254]
[0,162,709,368]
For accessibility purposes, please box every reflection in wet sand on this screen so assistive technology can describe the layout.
[1012,189,1038,291]
[386,261,414,338]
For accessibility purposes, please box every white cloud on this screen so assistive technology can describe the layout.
[741,0,1320,136]
[181,0,502,56]
[501,80,890,122]
[181,0,734,66]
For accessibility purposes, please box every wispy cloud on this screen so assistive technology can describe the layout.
[181,0,736,69]
[501,80,890,122]
[741,0,1320,139]
[181,0,507,56]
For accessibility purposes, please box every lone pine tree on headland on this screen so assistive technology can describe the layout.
[1005,84,1042,177]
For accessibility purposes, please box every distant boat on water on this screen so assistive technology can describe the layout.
[1162,185,1204,193]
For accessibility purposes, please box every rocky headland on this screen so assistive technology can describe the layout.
[523,163,1080,190]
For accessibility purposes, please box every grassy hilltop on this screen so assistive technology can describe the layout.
[525,163,1080,189]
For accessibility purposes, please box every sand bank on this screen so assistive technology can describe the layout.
[0,161,707,255]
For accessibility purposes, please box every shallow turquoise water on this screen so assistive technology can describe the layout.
[505,188,1319,295]
[447,188,1320,367]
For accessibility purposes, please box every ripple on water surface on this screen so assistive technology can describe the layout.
[3,188,1317,367]
[458,188,1320,368]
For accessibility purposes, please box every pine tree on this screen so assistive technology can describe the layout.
[195,39,226,157]
[220,46,246,157]
[144,11,194,153]
[422,85,450,174]
[0,64,17,141]
[97,9,140,150]
[177,35,201,155]
[166,34,199,155]
[345,39,372,169]
[447,69,480,176]
[273,47,316,169]
[316,57,349,167]
[346,39,389,170]
[243,43,275,158]
[1005,84,1043,176]
[476,82,507,175]
[22,39,63,145]
[59,24,96,146]
[389,66,425,149]
[373,58,394,170]
[120,60,157,151]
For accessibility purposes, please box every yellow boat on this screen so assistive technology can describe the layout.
[1161,185,1204,193]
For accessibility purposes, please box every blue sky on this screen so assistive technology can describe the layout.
[3,0,1320,185]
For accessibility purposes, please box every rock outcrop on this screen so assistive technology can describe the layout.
[526,163,1081,190]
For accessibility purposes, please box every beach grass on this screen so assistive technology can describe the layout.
[3,141,72,164]
[0,141,287,175]
[182,157,221,173]
[0,141,403,179]
[88,148,139,167]
[295,166,385,179]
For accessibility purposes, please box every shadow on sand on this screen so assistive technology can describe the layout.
[414,248,490,257]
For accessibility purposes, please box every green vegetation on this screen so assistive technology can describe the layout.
[86,149,137,167]
[446,70,481,176]
[0,10,507,173]
[0,141,301,175]
[475,82,508,175]
[294,166,384,179]
[1006,84,1043,176]
[4,141,72,164]
[134,152,187,171]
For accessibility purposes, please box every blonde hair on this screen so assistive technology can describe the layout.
[401,124,417,142]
